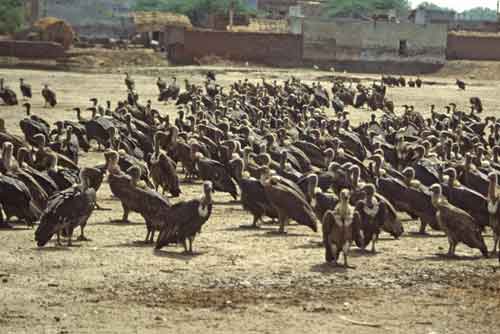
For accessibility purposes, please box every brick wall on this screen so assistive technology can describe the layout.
[0,40,65,59]
[173,30,302,66]
[447,34,500,60]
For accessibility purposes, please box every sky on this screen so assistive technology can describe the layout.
[412,0,498,12]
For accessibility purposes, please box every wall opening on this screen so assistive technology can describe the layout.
[399,40,408,56]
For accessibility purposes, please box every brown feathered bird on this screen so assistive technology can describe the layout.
[487,172,500,255]
[34,168,96,247]
[262,174,318,234]
[456,79,466,90]
[430,184,488,257]
[155,181,213,253]
[322,189,362,268]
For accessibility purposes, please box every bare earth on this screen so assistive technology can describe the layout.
[1,65,500,334]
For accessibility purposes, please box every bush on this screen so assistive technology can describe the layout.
[0,0,24,34]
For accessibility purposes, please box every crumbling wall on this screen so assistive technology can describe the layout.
[447,34,500,60]
[173,30,302,66]
[302,19,447,64]
[0,40,65,59]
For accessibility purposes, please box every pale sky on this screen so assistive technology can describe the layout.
[412,0,498,12]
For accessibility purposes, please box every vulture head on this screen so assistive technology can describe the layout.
[33,133,46,149]
[402,167,415,180]
[126,165,142,186]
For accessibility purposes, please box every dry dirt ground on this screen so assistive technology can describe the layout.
[1,66,500,334]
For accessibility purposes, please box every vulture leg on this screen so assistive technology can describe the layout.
[188,236,194,254]
[144,224,152,243]
[492,234,499,255]
[371,234,378,253]
[418,219,428,235]
[121,205,130,223]
[66,226,74,247]
[149,229,155,244]
[182,239,189,253]
[277,211,287,234]
[56,231,62,246]
[0,209,13,229]
[343,241,353,268]
[77,225,91,242]
[240,215,261,230]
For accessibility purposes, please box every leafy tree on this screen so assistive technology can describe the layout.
[416,1,452,11]
[325,0,410,18]
[0,0,23,34]
[461,7,497,21]
[134,0,252,20]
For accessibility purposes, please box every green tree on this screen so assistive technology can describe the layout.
[0,0,24,34]
[134,0,252,19]
[461,7,497,21]
[325,0,410,18]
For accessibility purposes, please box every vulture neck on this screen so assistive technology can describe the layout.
[489,178,498,201]
[49,156,58,172]
[107,159,121,176]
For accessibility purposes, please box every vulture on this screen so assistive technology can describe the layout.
[126,166,172,243]
[488,173,500,254]
[157,77,166,93]
[232,160,278,228]
[19,78,32,100]
[150,150,181,197]
[1,142,48,210]
[0,79,18,106]
[456,79,466,90]
[322,189,362,268]
[35,168,97,247]
[0,171,41,228]
[430,184,488,257]
[262,174,318,234]
[155,181,214,253]
[354,184,386,253]
[42,84,57,107]
[195,152,238,200]
[125,72,135,91]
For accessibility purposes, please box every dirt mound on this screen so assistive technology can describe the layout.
[436,60,500,81]
[63,47,169,70]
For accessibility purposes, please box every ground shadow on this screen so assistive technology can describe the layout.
[310,262,349,274]
[222,225,275,233]
[413,253,485,262]
[106,240,155,248]
[404,232,446,239]
[33,246,72,252]
[248,231,311,238]
[292,241,323,250]
[153,249,204,260]
[96,220,144,226]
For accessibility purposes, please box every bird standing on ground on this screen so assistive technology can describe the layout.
[42,84,57,108]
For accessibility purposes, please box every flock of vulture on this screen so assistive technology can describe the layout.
[0,70,498,268]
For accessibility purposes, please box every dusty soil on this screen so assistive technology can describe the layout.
[1,67,500,333]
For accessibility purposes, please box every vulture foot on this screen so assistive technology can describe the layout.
[77,235,92,242]
[0,221,14,229]
[239,224,261,230]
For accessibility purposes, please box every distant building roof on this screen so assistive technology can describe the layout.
[131,11,192,32]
